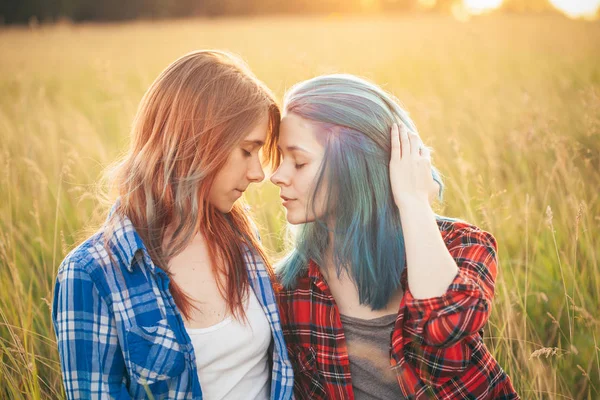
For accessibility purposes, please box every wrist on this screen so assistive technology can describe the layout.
[395,193,431,210]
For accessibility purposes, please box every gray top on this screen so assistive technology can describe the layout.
[339,313,404,400]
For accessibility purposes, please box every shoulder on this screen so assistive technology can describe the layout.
[57,232,106,282]
[275,253,311,289]
[53,233,116,325]
[275,260,312,309]
[56,230,130,300]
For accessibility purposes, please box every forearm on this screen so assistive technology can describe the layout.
[396,196,458,299]
[388,123,496,347]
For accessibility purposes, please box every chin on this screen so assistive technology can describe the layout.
[284,211,299,225]
[285,211,312,225]
[286,216,302,225]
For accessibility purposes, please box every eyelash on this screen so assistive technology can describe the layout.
[242,149,252,157]
[295,163,306,169]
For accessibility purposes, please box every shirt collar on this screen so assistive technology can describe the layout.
[307,259,322,280]
[105,201,156,274]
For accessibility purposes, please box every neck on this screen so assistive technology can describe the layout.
[163,222,207,257]
[322,227,340,279]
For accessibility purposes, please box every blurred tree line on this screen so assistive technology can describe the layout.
[0,0,562,24]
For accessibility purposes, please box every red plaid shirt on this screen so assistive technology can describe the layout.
[276,218,519,399]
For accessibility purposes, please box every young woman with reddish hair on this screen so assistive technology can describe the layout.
[52,50,294,400]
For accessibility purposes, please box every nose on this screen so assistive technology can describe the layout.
[270,165,289,187]
[247,157,265,183]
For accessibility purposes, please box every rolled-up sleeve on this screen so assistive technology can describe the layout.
[52,256,131,399]
[404,226,498,348]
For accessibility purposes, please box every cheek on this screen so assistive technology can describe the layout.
[209,158,240,200]
[215,171,232,194]
[294,166,320,200]
[220,154,247,181]
[208,178,226,202]
[310,187,328,219]
[290,171,326,223]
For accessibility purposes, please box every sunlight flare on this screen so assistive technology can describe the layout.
[463,0,503,14]
[548,0,600,18]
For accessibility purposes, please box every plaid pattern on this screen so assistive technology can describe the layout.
[52,205,294,399]
[277,217,520,400]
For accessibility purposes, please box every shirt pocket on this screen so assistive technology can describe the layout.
[289,344,327,400]
[125,318,186,385]
[405,337,473,387]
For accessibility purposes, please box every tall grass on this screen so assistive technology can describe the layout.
[0,14,599,399]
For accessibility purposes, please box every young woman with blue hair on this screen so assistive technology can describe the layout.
[271,74,519,399]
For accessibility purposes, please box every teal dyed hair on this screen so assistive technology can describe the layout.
[278,74,444,310]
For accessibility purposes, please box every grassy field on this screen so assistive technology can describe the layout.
[0,14,599,399]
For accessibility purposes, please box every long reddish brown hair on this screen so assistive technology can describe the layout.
[105,50,279,320]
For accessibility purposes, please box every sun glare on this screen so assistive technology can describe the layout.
[463,0,503,14]
[462,0,600,18]
[548,0,600,18]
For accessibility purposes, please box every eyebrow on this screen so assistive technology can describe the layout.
[241,140,265,147]
[277,145,310,153]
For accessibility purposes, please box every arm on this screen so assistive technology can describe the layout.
[403,220,498,347]
[389,123,497,347]
[52,256,131,399]
[397,197,459,300]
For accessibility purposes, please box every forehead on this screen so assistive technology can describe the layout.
[279,113,322,149]
[244,111,269,141]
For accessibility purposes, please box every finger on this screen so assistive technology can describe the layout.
[390,123,400,161]
[399,123,410,159]
[421,145,431,160]
[409,131,421,157]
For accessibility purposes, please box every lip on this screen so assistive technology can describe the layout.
[280,195,296,207]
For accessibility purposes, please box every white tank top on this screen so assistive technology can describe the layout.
[186,289,271,400]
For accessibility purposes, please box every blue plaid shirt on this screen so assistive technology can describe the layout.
[52,206,294,399]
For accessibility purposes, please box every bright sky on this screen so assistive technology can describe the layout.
[463,0,503,14]
[463,0,600,18]
[548,0,600,18]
